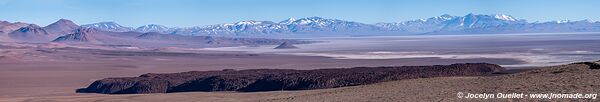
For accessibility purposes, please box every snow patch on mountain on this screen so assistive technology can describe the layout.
[135,24,170,33]
[81,22,133,32]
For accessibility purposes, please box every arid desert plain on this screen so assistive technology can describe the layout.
[1,33,600,101]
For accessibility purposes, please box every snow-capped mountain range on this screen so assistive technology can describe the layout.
[81,22,134,32]
[135,24,171,33]
[37,13,600,37]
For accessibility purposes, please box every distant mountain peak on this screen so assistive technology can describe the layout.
[465,13,475,16]
[293,17,330,24]
[234,20,265,25]
[556,20,570,23]
[8,24,53,42]
[25,24,41,27]
[55,19,75,24]
[44,19,79,35]
[280,18,297,24]
[81,22,133,32]
[135,24,169,33]
[91,22,124,28]
[0,21,26,24]
[4,13,598,38]
[493,14,517,21]
[440,14,453,17]
[458,13,519,21]
[0,21,29,34]
[434,14,456,20]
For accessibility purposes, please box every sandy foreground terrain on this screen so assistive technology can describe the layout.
[0,43,523,100]
[3,61,598,102]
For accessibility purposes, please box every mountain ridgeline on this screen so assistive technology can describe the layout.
[0,19,309,47]
[75,14,600,37]
[78,63,505,94]
[2,13,600,43]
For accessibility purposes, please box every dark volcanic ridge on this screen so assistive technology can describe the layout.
[77,63,504,94]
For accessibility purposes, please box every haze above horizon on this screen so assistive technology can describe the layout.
[0,0,598,27]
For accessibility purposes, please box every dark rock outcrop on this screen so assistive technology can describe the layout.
[78,63,504,94]
[573,62,600,69]
[273,42,298,49]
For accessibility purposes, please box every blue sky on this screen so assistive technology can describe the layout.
[0,0,598,27]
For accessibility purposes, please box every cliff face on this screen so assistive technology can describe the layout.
[78,63,504,94]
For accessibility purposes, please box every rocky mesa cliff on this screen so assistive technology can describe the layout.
[78,63,505,94]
